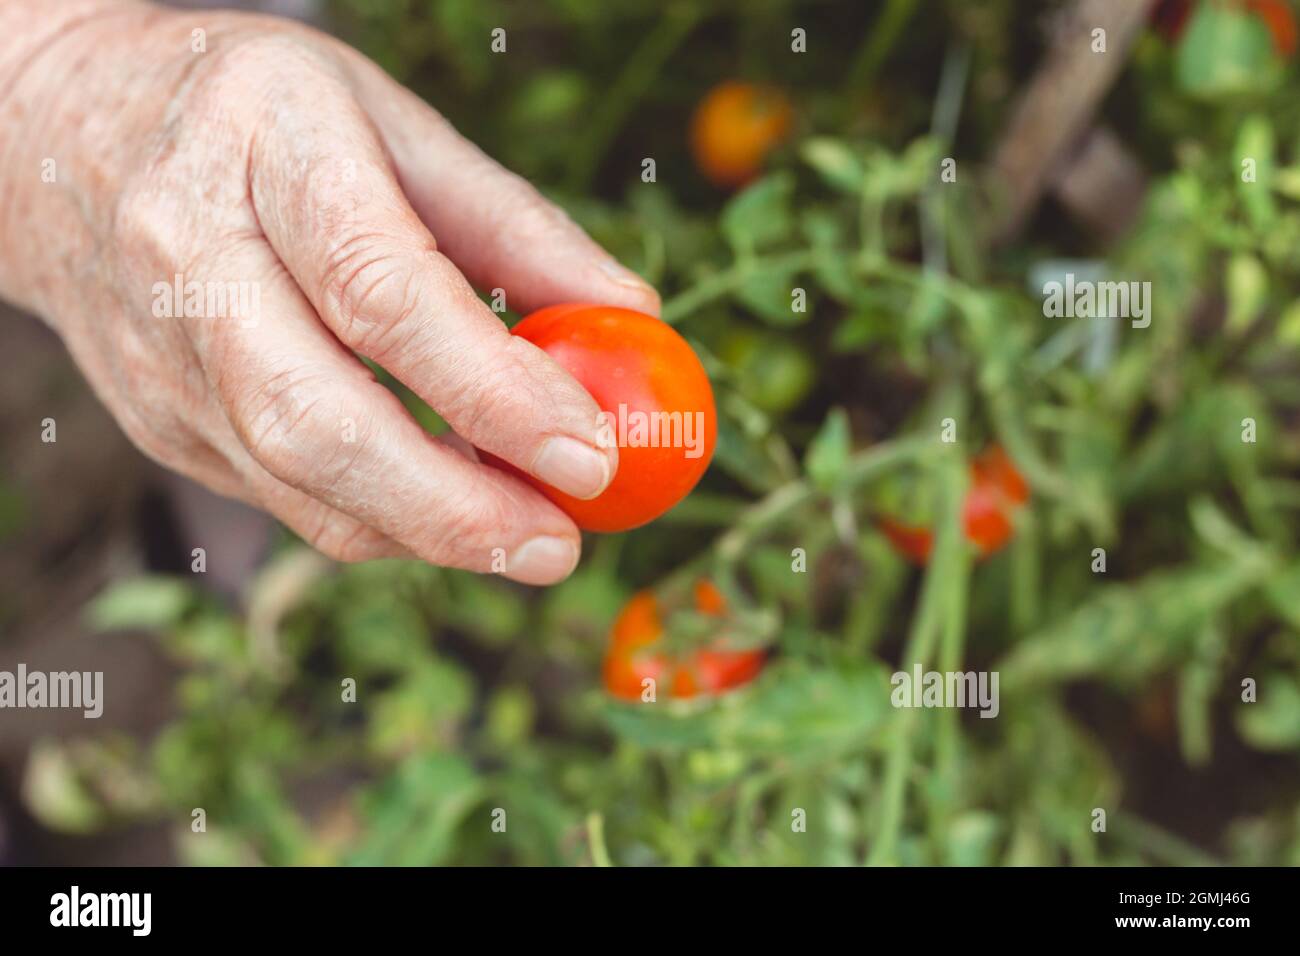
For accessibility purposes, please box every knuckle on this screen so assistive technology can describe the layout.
[317,234,425,356]
[205,32,329,94]
[233,364,356,490]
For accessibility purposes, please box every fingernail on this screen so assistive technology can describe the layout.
[508,535,579,584]
[533,436,612,499]
[599,258,654,292]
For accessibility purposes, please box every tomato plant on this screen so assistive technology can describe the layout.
[494,303,716,532]
[603,580,765,701]
[880,446,1030,564]
[689,80,793,188]
[44,0,1300,870]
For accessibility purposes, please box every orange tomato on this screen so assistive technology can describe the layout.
[689,81,793,189]
[603,580,764,701]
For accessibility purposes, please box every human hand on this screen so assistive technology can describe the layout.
[0,0,659,584]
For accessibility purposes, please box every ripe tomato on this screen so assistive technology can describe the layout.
[603,580,764,702]
[879,516,935,565]
[971,444,1030,506]
[689,81,793,189]
[880,445,1029,565]
[500,304,716,533]
[961,482,1015,555]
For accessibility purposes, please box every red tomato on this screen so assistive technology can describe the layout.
[961,481,1015,556]
[498,304,716,533]
[880,445,1029,565]
[879,516,934,565]
[971,444,1030,506]
[603,580,764,701]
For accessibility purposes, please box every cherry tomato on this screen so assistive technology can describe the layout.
[971,444,1030,506]
[689,81,793,189]
[499,304,716,533]
[879,516,935,565]
[603,580,764,701]
[961,481,1015,556]
[880,445,1029,565]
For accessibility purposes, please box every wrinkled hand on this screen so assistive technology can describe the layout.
[0,1,659,584]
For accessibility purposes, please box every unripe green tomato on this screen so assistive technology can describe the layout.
[719,330,815,415]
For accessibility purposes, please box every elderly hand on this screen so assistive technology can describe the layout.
[0,0,659,584]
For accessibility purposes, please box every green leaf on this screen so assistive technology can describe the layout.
[1176,3,1281,98]
[444,573,528,644]
[800,137,864,193]
[733,265,806,325]
[720,172,794,255]
[1236,673,1300,751]
[999,556,1273,689]
[337,596,430,672]
[349,754,482,866]
[22,741,107,834]
[367,659,475,758]
[86,576,192,632]
[805,408,852,491]
[1226,253,1268,333]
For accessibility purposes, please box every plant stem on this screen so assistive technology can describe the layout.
[867,448,964,865]
[586,812,615,867]
[931,488,972,850]
[662,250,821,324]
[662,247,984,326]
[714,436,932,565]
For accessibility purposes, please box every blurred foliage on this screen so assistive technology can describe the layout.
[33,0,1300,865]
